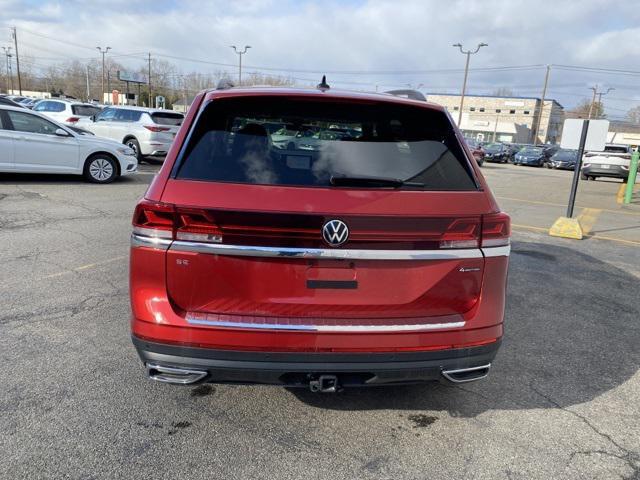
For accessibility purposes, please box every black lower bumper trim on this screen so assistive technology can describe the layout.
[132,336,502,387]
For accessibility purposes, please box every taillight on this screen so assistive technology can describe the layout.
[175,208,222,243]
[439,217,480,249]
[132,200,222,243]
[481,212,511,247]
[65,117,80,123]
[143,125,171,132]
[132,199,174,239]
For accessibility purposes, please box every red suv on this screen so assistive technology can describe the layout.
[130,85,510,391]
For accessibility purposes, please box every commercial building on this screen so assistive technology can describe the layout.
[426,93,564,144]
[607,121,640,148]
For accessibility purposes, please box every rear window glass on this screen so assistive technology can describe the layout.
[174,97,477,191]
[603,146,629,153]
[151,112,184,126]
[114,110,143,122]
[72,105,102,117]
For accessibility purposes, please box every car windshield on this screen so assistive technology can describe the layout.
[175,97,478,191]
[484,143,502,153]
[521,147,543,154]
[554,150,577,160]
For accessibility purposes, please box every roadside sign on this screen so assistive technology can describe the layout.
[117,70,147,84]
[560,119,609,151]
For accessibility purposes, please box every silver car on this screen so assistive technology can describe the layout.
[79,106,184,161]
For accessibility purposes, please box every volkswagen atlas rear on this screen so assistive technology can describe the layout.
[130,86,510,390]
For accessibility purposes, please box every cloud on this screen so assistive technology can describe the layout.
[4,0,640,114]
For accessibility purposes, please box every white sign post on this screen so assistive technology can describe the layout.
[550,119,610,240]
[560,119,609,151]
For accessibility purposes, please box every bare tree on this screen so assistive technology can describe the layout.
[492,87,514,97]
[626,106,640,124]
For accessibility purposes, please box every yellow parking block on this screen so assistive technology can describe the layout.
[548,208,602,240]
[576,208,602,236]
[549,217,584,239]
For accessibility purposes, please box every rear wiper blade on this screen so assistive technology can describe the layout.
[329,175,424,188]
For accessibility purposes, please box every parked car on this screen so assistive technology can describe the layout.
[482,142,510,163]
[513,146,547,167]
[0,96,24,108]
[130,85,510,390]
[581,144,633,181]
[78,106,184,161]
[465,138,485,166]
[548,149,578,170]
[0,105,137,183]
[19,98,40,109]
[32,98,102,126]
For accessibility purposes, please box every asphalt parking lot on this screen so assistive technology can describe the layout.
[1,163,639,480]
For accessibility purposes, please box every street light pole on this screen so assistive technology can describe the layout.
[96,46,111,104]
[453,42,487,127]
[230,45,251,85]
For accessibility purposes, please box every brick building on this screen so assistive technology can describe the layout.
[426,93,564,144]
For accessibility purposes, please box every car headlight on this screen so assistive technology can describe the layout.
[117,147,137,156]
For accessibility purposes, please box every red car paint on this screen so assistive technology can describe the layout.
[130,87,510,387]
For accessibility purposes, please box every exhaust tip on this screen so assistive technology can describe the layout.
[146,363,208,385]
[441,363,491,383]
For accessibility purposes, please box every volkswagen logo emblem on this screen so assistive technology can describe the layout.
[322,219,349,247]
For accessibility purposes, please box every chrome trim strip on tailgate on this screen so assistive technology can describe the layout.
[169,240,483,260]
[131,234,172,250]
[186,315,466,332]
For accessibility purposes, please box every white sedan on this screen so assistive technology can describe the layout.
[0,105,137,183]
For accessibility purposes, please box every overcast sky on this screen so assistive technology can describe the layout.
[2,0,640,119]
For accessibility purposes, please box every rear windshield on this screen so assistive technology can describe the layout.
[151,112,184,126]
[72,105,102,117]
[174,97,477,191]
[603,146,629,153]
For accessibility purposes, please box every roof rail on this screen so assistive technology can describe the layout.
[216,78,235,90]
[384,89,427,102]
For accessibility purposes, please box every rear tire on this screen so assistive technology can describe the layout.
[83,155,117,183]
[124,138,142,162]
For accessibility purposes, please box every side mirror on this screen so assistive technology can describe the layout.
[55,128,70,137]
[90,115,96,122]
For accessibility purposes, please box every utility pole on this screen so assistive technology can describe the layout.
[96,46,111,104]
[452,42,488,127]
[2,46,12,93]
[595,88,614,119]
[533,64,551,145]
[148,52,152,108]
[230,45,251,85]
[11,28,22,94]
[493,113,500,142]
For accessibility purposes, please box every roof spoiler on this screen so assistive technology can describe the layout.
[384,89,427,102]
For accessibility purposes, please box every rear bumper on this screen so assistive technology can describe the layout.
[582,165,627,179]
[140,139,172,156]
[132,335,501,387]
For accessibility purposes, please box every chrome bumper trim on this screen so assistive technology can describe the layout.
[481,245,510,257]
[131,234,172,250]
[186,315,466,332]
[169,240,483,261]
